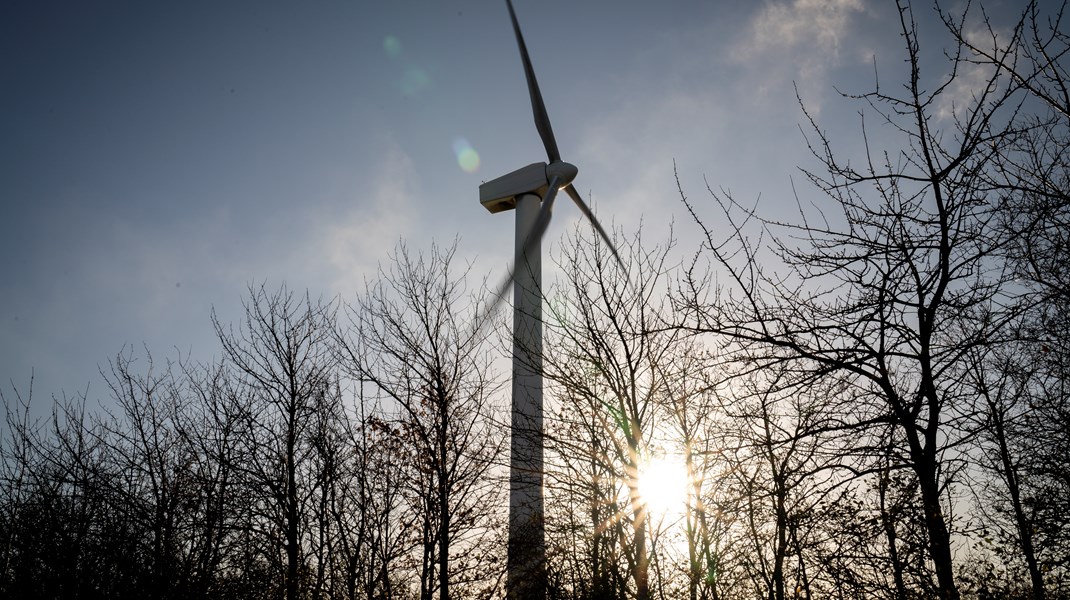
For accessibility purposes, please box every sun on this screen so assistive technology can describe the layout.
[637,454,689,519]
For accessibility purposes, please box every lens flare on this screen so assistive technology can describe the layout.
[383,35,402,58]
[400,66,431,96]
[453,137,480,173]
[383,35,432,97]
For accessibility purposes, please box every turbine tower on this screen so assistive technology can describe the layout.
[479,2,623,598]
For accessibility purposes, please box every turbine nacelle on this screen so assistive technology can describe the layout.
[479,161,578,214]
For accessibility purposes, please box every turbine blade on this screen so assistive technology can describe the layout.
[505,0,561,163]
[564,183,626,270]
[518,176,559,263]
[472,177,561,336]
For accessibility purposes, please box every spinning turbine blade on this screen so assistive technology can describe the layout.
[520,176,560,263]
[564,184,626,270]
[502,1,625,276]
[505,0,561,163]
[476,176,562,332]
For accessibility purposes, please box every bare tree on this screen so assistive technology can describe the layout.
[214,284,337,600]
[0,378,39,596]
[945,3,1070,596]
[709,367,841,600]
[0,387,147,599]
[544,382,629,600]
[538,224,691,600]
[675,2,1032,598]
[338,241,505,600]
[178,357,247,598]
[657,346,730,600]
[102,348,195,599]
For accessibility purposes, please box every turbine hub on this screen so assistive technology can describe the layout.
[546,161,578,187]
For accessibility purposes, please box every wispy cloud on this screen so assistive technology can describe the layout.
[741,0,864,58]
[933,17,1015,122]
[732,0,868,109]
[318,138,420,296]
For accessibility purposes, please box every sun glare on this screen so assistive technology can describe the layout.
[637,454,689,518]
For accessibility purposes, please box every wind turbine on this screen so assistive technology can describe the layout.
[478,1,623,598]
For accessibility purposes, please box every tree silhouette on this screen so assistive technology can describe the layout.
[676,2,1037,598]
[337,241,506,600]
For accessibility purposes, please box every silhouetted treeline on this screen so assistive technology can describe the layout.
[3,2,1070,599]
[1,246,506,600]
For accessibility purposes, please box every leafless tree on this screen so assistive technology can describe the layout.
[214,284,337,600]
[538,224,691,600]
[944,3,1070,597]
[655,342,725,600]
[337,241,506,600]
[708,367,845,600]
[102,348,197,598]
[0,385,147,598]
[675,2,1032,598]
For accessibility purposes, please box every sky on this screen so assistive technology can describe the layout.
[0,0,1032,417]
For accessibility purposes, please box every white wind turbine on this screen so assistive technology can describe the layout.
[478,1,624,597]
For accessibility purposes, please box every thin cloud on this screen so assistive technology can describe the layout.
[320,139,420,296]
[742,0,864,59]
[933,17,1016,122]
[732,0,868,109]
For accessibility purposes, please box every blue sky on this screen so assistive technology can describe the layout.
[0,0,1027,413]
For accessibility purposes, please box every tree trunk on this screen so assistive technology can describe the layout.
[438,394,450,600]
[914,456,958,600]
[287,417,300,600]
[991,408,1045,600]
[630,481,650,600]
[878,471,909,600]
[770,477,786,600]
